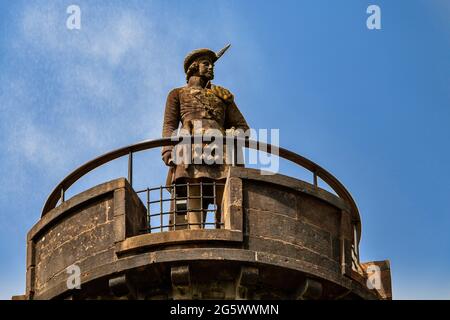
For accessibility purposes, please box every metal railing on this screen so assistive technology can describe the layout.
[41,136,362,243]
[136,182,225,233]
[351,225,364,273]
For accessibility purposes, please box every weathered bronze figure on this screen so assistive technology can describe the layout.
[162,45,249,228]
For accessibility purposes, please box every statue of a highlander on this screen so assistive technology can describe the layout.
[162,45,249,229]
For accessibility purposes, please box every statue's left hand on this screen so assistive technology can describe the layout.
[162,151,174,166]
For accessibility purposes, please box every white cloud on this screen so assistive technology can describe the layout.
[12,118,66,168]
[9,2,183,158]
[1,0,255,191]
[1,0,245,204]
[20,3,147,65]
[0,0,258,299]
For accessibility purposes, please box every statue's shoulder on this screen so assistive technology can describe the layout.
[166,87,183,101]
[169,87,184,94]
[210,84,234,103]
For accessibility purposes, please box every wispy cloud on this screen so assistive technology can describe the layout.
[3,2,185,173]
[0,0,247,218]
[0,0,253,298]
[2,0,250,178]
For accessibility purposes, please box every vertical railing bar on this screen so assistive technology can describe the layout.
[233,136,237,167]
[340,238,346,275]
[213,181,217,228]
[354,225,359,263]
[339,210,346,275]
[146,188,150,233]
[200,182,204,229]
[128,151,133,187]
[60,188,65,203]
[173,184,176,231]
[160,186,163,232]
[187,182,190,230]
[313,170,318,188]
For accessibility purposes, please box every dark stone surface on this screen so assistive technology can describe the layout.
[22,169,390,300]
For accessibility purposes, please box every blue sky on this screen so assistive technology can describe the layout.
[0,0,449,299]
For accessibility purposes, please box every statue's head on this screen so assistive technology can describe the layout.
[184,45,231,82]
[186,55,214,82]
[184,48,216,82]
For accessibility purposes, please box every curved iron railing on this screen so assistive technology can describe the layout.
[137,182,226,233]
[41,136,361,240]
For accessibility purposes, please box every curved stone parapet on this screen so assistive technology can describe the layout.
[22,168,391,300]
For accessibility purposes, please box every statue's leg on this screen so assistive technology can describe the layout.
[173,182,188,230]
[187,182,202,229]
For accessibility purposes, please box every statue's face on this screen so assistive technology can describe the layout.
[197,57,214,80]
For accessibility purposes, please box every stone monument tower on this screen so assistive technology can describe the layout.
[15,46,391,300]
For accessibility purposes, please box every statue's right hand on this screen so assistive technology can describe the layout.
[162,152,174,166]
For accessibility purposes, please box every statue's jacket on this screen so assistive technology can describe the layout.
[162,83,249,185]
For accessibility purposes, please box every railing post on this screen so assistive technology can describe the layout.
[353,224,360,263]
[313,171,318,188]
[60,188,65,203]
[146,188,150,233]
[233,136,237,166]
[128,151,133,187]
[160,186,163,232]
[339,210,347,275]
[187,182,190,229]
[173,184,177,231]
[200,182,204,229]
[213,181,217,228]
